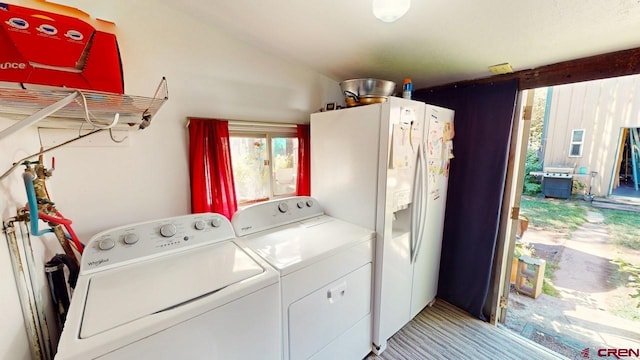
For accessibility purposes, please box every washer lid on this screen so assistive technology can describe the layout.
[241,216,374,275]
[80,241,263,338]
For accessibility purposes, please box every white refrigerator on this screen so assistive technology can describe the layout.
[310,96,454,354]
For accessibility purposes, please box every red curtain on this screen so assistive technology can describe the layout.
[188,118,238,219]
[296,124,311,196]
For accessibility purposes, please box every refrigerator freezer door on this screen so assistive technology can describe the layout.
[310,104,383,231]
[390,122,416,212]
[389,112,422,213]
[375,231,412,348]
[373,98,426,352]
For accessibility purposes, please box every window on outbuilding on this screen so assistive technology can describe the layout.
[568,129,585,157]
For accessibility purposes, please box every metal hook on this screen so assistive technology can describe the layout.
[76,91,120,130]
[108,127,128,143]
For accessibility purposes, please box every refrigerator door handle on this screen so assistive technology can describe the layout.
[409,142,423,262]
[412,143,428,264]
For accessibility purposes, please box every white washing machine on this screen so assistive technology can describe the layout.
[232,196,375,360]
[56,213,281,360]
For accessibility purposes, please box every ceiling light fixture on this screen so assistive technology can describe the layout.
[373,0,410,22]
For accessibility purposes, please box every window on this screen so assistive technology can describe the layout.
[229,123,298,205]
[568,129,585,157]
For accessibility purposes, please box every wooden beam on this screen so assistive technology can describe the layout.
[421,46,640,91]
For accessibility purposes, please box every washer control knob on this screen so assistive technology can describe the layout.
[306,200,314,208]
[278,202,289,213]
[98,238,116,251]
[210,218,221,228]
[297,201,305,209]
[160,224,177,238]
[194,220,206,230]
[123,233,139,245]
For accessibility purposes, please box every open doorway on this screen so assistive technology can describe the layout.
[612,127,640,198]
[498,78,640,358]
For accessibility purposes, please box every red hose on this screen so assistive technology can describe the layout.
[38,211,84,254]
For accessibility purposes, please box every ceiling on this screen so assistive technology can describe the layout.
[163,0,640,90]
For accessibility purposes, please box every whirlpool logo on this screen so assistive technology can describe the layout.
[87,258,109,267]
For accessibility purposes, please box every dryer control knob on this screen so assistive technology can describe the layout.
[98,238,116,251]
[211,218,221,228]
[194,220,206,230]
[278,203,289,213]
[160,224,177,238]
[123,233,139,245]
[306,200,314,208]
[297,201,305,209]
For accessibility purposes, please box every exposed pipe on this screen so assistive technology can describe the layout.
[17,219,54,359]
[3,217,48,360]
[21,168,81,264]
[23,171,49,237]
[19,157,82,265]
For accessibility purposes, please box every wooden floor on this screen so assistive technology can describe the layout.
[365,300,565,360]
[611,182,640,199]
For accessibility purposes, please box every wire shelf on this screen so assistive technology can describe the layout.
[0,77,168,131]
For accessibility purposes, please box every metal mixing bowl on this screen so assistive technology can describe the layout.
[340,79,396,97]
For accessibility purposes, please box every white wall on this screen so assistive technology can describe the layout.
[0,1,342,358]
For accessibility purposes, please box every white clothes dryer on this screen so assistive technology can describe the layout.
[56,213,281,360]
[232,196,375,360]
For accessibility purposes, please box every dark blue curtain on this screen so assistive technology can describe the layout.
[413,79,519,320]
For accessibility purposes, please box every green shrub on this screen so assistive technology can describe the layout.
[572,180,586,195]
[524,182,541,195]
[523,149,542,195]
[514,242,534,258]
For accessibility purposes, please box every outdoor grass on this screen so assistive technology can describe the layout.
[600,208,640,250]
[520,196,588,234]
[609,295,640,321]
[600,208,640,315]
[543,263,560,297]
[519,196,587,296]
[608,259,640,319]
